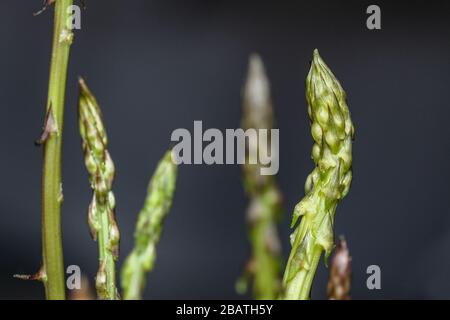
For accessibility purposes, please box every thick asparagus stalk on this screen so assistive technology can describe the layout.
[40,0,74,300]
[238,54,283,299]
[327,237,352,300]
[78,78,120,300]
[281,49,354,300]
[121,150,178,300]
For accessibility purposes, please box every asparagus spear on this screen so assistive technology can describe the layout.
[78,78,120,300]
[281,49,354,300]
[121,150,178,300]
[327,237,352,300]
[237,54,283,300]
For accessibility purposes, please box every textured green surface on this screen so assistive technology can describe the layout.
[237,54,283,299]
[282,49,354,300]
[78,78,120,300]
[121,150,178,300]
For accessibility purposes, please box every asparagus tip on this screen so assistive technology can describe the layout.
[249,53,263,71]
[78,76,88,91]
[312,49,323,66]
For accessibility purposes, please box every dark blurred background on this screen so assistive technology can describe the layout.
[1,0,449,299]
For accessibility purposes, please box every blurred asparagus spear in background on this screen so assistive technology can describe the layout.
[78,78,120,300]
[121,150,178,300]
[327,237,352,300]
[236,54,283,300]
[281,49,354,300]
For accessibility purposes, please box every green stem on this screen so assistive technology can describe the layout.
[298,246,321,299]
[283,221,323,300]
[248,191,282,299]
[238,54,282,300]
[126,269,143,300]
[41,0,73,300]
[98,201,118,299]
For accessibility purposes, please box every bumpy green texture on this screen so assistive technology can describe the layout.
[121,150,178,300]
[78,78,120,300]
[281,49,354,300]
[237,54,283,300]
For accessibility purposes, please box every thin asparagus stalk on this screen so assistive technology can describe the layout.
[281,49,354,300]
[327,237,352,300]
[78,78,120,300]
[39,0,74,300]
[121,150,178,300]
[237,54,283,299]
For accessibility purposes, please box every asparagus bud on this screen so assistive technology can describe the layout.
[327,237,352,300]
[78,78,120,300]
[121,150,178,300]
[282,49,354,300]
[238,54,283,299]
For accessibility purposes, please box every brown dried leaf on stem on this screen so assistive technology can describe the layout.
[327,237,352,300]
[13,266,47,282]
[35,104,58,146]
[33,0,57,16]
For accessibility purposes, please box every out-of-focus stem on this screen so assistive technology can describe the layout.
[239,54,283,300]
[121,150,178,300]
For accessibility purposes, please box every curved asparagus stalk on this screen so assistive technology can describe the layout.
[238,54,283,299]
[121,150,178,300]
[78,78,120,300]
[327,237,352,300]
[281,49,354,300]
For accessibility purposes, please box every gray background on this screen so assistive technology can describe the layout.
[1,0,449,299]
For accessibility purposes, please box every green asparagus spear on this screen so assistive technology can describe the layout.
[281,49,354,300]
[237,54,283,299]
[78,78,120,300]
[121,150,178,300]
[327,237,352,300]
